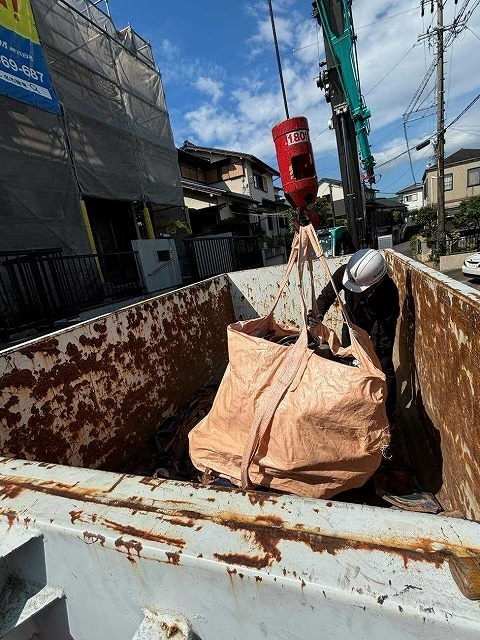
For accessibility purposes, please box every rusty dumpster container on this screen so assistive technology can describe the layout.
[0,251,479,640]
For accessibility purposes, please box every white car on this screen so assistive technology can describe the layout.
[462,252,480,278]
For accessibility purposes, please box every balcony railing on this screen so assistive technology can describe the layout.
[0,249,145,339]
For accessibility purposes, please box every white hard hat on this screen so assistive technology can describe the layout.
[342,249,387,293]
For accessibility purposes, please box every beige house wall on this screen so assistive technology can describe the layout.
[425,158,480,209]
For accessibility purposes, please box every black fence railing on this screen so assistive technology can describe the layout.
[445,230,480,255]
[0,249,145,338]
[184,235,262,280]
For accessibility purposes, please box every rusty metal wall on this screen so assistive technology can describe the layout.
[388,252,480,520]
[0,277,235,471]
[228,257,348,336]
[1,251,479,521]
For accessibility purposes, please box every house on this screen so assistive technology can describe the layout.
[396,183,425,210]
[178,142,290,238]
[317,179,405,243]
[317,178,346,222]
[374,198,408,244]
[423,148,480,211]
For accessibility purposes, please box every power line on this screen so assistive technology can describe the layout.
[445,92,480,130]
[365,43,418,97]
[356,7,419,30]
[376,92,480,169]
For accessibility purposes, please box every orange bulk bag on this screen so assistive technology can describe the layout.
[189,225,390,498]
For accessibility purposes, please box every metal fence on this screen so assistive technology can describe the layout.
[184,235,262,280]
[446,230,480,255]
[0,249,145,338]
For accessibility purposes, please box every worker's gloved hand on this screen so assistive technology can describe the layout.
[307,310,324,327]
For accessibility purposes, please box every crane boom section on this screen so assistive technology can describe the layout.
[313,0,375,181]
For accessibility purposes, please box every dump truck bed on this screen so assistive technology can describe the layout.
[0,251,479,639]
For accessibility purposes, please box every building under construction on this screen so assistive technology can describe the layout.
[0,0,184,256]
[0,0,186,337]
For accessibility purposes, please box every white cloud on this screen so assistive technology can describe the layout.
[154,0,480,191]
[194,77,224,104]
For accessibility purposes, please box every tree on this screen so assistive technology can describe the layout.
[411,205,438,248]
[453,195,480,230]
[391,210,404,225]
[285,196,332,234]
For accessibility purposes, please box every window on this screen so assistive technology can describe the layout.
[253,173,267,192]
[467,167,480,187]
[444,173,453,191]
[404,194,417,202]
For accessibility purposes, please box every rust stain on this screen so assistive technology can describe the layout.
[0,279,233,471]
[103,518,185,549]
[247,492,279,507]
[166,551,181,564]
[0,508,18,530]
[83,531,106,546]
[107,474,126,493]
[390,254,480,519]
[0,484,24,499]
[0,475,466,571]
[115,537,143,557]
[214,551,274,569]
[69,510,83,524]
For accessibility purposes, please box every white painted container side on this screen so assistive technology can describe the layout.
[0,458,480,640]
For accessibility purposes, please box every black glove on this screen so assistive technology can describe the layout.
[307,310,324,327]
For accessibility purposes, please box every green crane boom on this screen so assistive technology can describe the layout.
[312,0,375,182]
[312,0,376,248]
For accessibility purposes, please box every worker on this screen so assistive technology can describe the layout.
[308,248,400,425]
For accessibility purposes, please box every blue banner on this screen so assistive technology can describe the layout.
[0,0,60,114]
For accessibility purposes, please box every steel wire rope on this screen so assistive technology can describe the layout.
[250,7,419,66]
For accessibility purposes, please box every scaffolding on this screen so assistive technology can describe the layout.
[0,0,183,253]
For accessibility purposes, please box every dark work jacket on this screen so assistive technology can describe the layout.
[316,264,400,360]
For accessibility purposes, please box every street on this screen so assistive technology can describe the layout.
[442,267,480,292]
[394,242,480,292]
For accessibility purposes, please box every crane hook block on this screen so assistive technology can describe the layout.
[272,117,320,229]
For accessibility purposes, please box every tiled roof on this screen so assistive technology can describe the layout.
[396,183,423,194]
[180,141,279,176]
[181,179,257,202]
[444,148,480,165]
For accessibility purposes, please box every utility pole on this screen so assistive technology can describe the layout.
[328,182,337,227]
[436,0,446,256]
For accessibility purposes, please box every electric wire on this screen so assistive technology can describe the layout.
[377,93,480,170]
[445,92,480,130]
[404,120,417,183]
[405,0,479,120]
[445,0,459,114]
[355,6,419,30]
[364,43,418,97]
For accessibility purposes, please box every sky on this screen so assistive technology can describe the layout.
[107,0,480,199]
